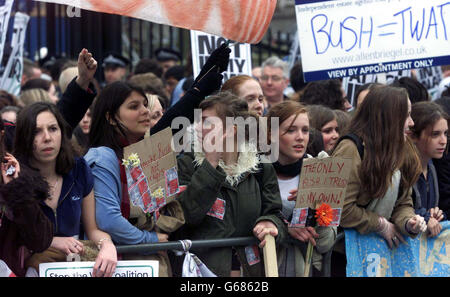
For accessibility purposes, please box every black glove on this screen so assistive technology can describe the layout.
[195,42,231,83]
[192,72,223,97]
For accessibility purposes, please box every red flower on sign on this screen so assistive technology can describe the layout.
[315,203,333,227]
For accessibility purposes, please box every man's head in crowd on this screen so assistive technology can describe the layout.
[260,56,289,107]
[163,65,185,98]
[391,77,430,103]
[252,67,262,82]
[155,48,181,75]
[290,61,307,93]
[134,58,163,78]
[58,67,78,94]
[21,78,59,104]
[102,53,129,85]
[22,58,42,86]
[128,72,169,107]
[299,79,351,111]
[41,56,73,88]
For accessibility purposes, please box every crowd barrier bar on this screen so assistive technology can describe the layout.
[116,235,342,277]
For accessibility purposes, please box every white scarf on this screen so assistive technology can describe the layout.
[193,142,260,187]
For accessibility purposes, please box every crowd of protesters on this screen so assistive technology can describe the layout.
[0,42,449,277]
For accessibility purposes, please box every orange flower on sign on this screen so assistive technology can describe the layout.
[315,203,333,227]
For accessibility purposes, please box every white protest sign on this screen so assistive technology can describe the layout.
[0,12,29,96]
[39,260,159,277]
[0,0,14,68]
[190,30,252,82]
[343,74,377,108]
[415,66,444,99]
[343,69,411,108]
[295,0,450,82]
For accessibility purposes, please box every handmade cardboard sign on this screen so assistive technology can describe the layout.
[290,156,352,227]
[123,127,179,214]
[39,260,158,277]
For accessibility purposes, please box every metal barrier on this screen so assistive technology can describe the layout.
[116,237,259,254]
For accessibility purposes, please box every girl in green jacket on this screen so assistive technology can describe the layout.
[173,92,287,277]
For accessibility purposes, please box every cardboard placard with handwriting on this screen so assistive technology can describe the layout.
[290,157,352,228]
[123,127,179,214]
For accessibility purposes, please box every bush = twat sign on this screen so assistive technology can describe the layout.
[295,0,450,81]
[290,157,352,227]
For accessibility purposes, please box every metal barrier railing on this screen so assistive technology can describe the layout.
[116,235,340,277]
[116,237,259,254]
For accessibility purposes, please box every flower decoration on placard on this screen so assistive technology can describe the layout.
[152,187,165,199]
[315,203,333,227]
[122,153,141,167]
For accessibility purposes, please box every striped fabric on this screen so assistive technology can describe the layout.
[35,0,277,43]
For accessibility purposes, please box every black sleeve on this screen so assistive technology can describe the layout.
[56,77,97,136]
[433,156,450,219]
[0,166,53,252]
[150,88,204,136]
[433,154,450,218]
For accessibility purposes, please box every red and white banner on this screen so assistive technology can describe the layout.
[35,0,277,44]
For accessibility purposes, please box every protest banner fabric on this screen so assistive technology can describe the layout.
[295,0,450,81]
[35,0,277,44]
[0,12,29,96]
[0,0,13,68]
[190,30,252,81]
[345,221,450,277]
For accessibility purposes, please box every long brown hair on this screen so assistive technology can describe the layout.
[266,100,308,139]
[221,75,255,95]
[349,85,420,198]
[306,104,336,131]
[14,102,75,175]
[411,101,449,139]
[266,100,309,155]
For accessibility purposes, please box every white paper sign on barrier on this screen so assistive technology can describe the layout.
[39,260,159,277]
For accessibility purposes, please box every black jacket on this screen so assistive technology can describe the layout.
[0,165,52,277]
[433,153,450,219]
[150,88,205,137]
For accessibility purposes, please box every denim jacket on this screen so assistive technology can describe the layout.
[84,146,158,245]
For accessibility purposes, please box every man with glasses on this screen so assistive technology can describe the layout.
[260,56,290,108]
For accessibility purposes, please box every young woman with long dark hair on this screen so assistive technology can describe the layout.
[14,102,117,277]
[332,85,427,249]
